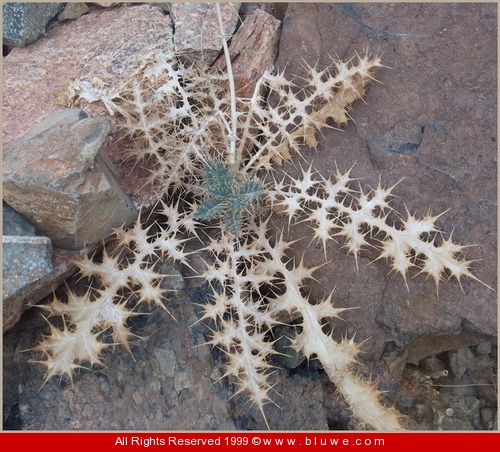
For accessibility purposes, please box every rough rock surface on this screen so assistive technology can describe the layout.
[272,1,496,379]
[2,3,174,148]
[2,2,62,47]
[2,204,53,332]
[169,2,241,66]
[4,273,328,430]
[212,8,281,98]
[3,108,137,250]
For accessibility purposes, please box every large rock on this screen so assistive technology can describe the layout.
[2,4,174,148]
[212,8,282,98]
[169,2,241,66]
[3,109,137,250]
[272,2,496,383]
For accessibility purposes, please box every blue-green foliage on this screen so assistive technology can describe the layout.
[195,161,263,232]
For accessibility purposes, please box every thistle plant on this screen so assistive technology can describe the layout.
[30,5,490,431]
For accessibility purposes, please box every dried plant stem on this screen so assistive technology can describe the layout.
[216,2,238,169]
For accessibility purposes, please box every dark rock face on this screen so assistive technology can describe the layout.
[273,2,496,360]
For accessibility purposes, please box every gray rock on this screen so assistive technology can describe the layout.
[448,347,475,380]
[475,342,492,355]
[3,202,35,236]
[440,393,482,429]
[480,407,497,430]
[273,325,305,370]
[169,2,241,66]
[3,2,62,47]
[58,2,89,21]
[3,108,138,250]
[2,235,53,332]
[2,202,53,332]
[441,416,475,431]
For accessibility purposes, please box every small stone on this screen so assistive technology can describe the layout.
[480,406,496,429]
[58,3,89,21]
[475,342,492,355]
[448,347,475,380]
[3,109,138,250]
[419,355,447,372]
[153,348,176,378]
[441,417,475,430]
[439,393,482,429]
[132,391,143,406]
[158,262,186,292]
[273,325,304,369]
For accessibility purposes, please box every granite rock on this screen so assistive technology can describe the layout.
[169,2,241,66]
[2,4,174,147]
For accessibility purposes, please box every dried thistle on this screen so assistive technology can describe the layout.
[31,7,489,431]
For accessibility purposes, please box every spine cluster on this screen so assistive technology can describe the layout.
[31,48,486,431]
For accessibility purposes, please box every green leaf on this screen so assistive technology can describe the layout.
[238,180,263,204]
[195,199,224,220]
[226,210,242,232]
[204,161,234,199]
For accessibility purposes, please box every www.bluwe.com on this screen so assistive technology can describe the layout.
[115,436,385,447]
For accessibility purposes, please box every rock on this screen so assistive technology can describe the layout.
[239,3,288,21]
[440,393,482,429]
[2,235,53,332]
[480,407,497,430]
[212,8,282,98]
[3,284,237,430]
[229,368,330,430]
[3,202,36,236]
[92,2,121,7]
[2,2,62,47]
[2,202,52,332]
[169,2,241,66]
[447,346,475,380]
[273,325,305,370]
[419,355,447,373]
[2,4,174,147]
[58,3,89,21]
[272,2,496,383]
[3,108,138,250]
[2,200,101,333]
[475,342,492,355]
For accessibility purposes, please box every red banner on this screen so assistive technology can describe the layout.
[0,432,499,449]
